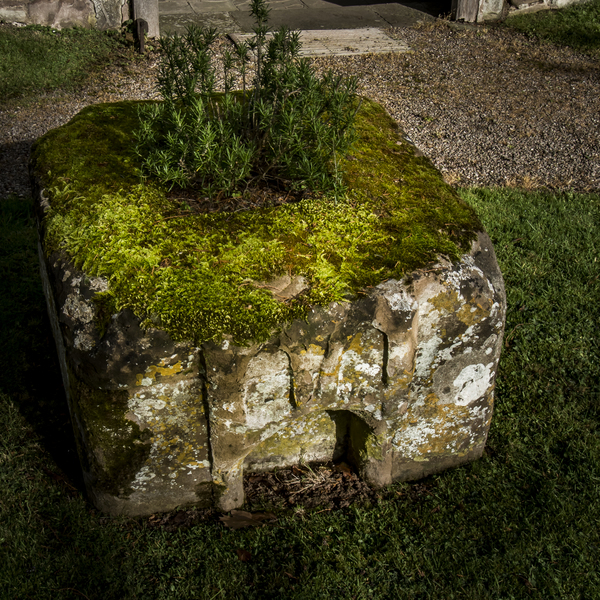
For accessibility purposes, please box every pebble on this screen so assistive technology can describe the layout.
[1,22,598,200]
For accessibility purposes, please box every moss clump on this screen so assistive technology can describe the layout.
[32,99,481,345]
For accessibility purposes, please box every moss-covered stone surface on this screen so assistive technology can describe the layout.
[32,99,506,516]
[31,98,481,346]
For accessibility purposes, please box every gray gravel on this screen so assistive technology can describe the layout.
[314,22,600,191]
[1,21,599,200]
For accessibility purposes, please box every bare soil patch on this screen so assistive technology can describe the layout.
[167,181,312,214]
[144,463,434,531]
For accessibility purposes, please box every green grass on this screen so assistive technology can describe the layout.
[503,0,600,57]
[1,187,599,598]
[0,24,125,103]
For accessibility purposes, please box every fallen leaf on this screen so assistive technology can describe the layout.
[170,511,189,525]
[219,510,277,529]
[333,462,353,475]
[236,548,252,562]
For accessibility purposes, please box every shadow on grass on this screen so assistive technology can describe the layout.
[503,0,600,57]
[0,195,82,489]
[0,188,599,599]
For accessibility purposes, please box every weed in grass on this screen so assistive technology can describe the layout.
[0,24,126,103]
[504,0,600,57]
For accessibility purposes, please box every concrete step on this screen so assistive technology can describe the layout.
[230,27,410,56]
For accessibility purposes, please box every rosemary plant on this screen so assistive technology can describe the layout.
[134,0,359,198]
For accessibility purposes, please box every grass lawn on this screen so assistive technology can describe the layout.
[1,186,599,599]
[1,1,599,597]
[503,0,600,57]
[0,24,126,103]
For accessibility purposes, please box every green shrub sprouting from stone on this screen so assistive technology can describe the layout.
[134,0,359,197]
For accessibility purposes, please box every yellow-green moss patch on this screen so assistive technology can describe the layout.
[32,99,482,345]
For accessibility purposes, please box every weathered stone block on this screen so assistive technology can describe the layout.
[35,231,504,514]
[31,100,505,515]
[0,1,28,22]
[0,0,124,29]
[28,0,96,28]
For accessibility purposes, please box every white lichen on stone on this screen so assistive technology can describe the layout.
[453,363,494,406]
[73,331,96,351]
[414,332,443,380]
[126,378,208,492]
[62,294,94,323]
[243,350,293,430]
[88,276,109,293]
[388,292,418,315]
[131,465,156,491]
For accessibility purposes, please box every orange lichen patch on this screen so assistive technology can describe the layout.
[347,331,364,353]
[429,289,494,330]
[385,372,412,396]
[429,290,462,315]
[456,302,488,328]
[301,343,326,357]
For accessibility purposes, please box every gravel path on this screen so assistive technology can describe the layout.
[1,21,599,200]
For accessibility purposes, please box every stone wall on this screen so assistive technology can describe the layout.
[0,0,128,29]
[477,0,589,21]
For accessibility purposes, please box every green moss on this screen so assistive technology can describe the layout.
[345,411,384,464]
[68,373,151,496]
[32,99,481,345]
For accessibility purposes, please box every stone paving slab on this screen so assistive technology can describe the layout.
[370,2,438,27]
[159,0,436,34]
[160,12,244,34]
[230,27,410,55]
[233,6,390,29]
